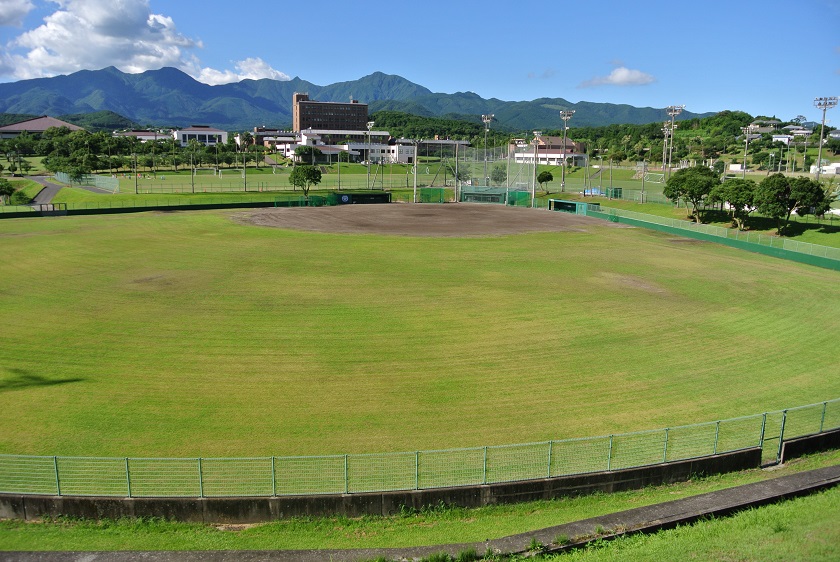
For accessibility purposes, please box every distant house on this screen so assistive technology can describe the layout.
[782,125,813,137]
[172,125,227,147]
[113,130,170,143]
[750,119,781,134]
[0,115,83,139]
[511,136,586,166]
[772,135,793,145]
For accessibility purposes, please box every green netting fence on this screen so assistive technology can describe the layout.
[587,206,840,270]
[1,399,836,498]
[54,172,120,193]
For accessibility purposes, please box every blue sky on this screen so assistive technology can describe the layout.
[1,0,838,121]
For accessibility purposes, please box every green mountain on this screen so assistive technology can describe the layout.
[0,67,714,131]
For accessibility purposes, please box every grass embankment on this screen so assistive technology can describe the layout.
[0,450,837,552]
[1,210,838,458]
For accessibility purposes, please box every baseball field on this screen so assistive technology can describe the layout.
[1,204,838,460]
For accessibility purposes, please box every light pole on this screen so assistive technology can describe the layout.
[482,114,493,185]
[661,122,671,174]
[597,154,603,191]
[559,110,575,191]
[412,139,420,203]
[532,131,541,207]
[740,124,756,179]
[666,105,684,178]
[366,121,375,190]
[814,96,838,181]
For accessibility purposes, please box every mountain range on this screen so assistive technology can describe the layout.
[0,67,715,132]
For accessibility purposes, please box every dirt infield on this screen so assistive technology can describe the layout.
[240,203,624,237]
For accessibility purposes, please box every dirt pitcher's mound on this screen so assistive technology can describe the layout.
[240,203,620,237]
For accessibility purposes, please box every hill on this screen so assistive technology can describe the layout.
[0,67,714,132]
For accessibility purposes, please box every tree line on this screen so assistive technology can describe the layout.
[664,166,835,235]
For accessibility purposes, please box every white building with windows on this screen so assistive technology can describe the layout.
[172,125,227,147]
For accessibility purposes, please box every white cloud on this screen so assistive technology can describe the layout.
[1,0,290,84]
[0,0,35,27]
[578,66,656,88]
[196,57,290,85]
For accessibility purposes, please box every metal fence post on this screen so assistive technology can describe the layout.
[821,402,827,433]
[759,413,767,448]
[125,458,132,498]
[777,410,787,463]
[344,454,349,494]
[483,447,488,484]
[271,457,276,497]
[663,428,669,463]
[547,440,553,479]
[607,435,614,471]
[713,421,720,455]
[415,452,419,490]
[198,458,204,498]
[53,456,61,496]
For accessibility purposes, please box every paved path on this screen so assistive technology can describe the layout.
[28,176,63,205]
[3,464,839,562]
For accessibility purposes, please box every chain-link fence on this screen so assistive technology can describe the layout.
[1,399,836,498]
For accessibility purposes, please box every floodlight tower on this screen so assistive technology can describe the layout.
[665,105,684,178]
[532,131,541,207]
[661,122,671,174]
[559,109,575,191]
[366,120,375,189]
[482,114,494,185]
[814,96,838,181]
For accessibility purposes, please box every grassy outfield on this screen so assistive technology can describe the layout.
[0,450,837,551]
[1,209,838,458]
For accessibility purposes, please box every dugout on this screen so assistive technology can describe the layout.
[548,199,598,215]
[328,192,392,205]
[460,187,530,205]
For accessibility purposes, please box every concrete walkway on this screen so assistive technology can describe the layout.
[3,464,839,562]
[28,176,63,205]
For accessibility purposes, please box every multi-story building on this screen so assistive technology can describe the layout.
[292,93,368,132]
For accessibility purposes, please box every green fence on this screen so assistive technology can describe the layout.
[588,207,840,270]
[54,172,120,192]
[0,399,836,498]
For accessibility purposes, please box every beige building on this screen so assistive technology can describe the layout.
[0,115,83,139]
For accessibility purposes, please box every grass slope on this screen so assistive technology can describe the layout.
[1,210,839,458]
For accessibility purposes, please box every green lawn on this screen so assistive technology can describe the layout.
[1,209,838,460]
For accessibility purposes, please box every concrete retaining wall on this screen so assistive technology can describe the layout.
[0,449,761,523]
[781,428,840,463]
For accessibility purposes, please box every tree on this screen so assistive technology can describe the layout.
[709,178,756,230]
[537,170,554,193]
[755,174,824,235]
[289,165,322,197]
[0,178,15,204]
[294,145,323,164]
[490,164,506,186]
[663,166,719,223]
